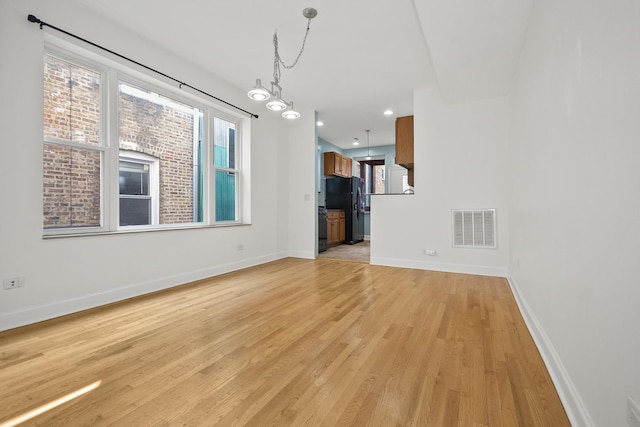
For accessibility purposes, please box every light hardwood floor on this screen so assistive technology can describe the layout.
[0,258,569,426]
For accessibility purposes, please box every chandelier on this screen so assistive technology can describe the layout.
[247,7,317,119]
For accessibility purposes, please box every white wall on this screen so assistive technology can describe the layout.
[372,86,510,277]
[287,110,318,259]
[0,0,290,331]
[509,0,640,425]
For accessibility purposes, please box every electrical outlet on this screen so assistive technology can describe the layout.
[628,396,640,427]
[424,249,437,256]
[3,277,25,290]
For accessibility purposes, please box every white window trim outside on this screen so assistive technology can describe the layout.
[43,36,250,238]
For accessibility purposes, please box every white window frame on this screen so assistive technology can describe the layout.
[211,114,241,224]
[42,47,110,234]
[43,37,248,237]
[118,151,160,227]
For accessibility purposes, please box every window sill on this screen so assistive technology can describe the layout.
[43,222,251,239]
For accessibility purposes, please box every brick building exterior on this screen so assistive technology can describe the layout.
[43,55,198,229]
[43,55,101,228]
[119,86,198,225]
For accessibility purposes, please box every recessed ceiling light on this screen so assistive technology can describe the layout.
[384,109,393,116]
[352,141,360,146]
[316,121,324,126]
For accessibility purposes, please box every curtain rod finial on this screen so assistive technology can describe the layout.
[27,14,44,29]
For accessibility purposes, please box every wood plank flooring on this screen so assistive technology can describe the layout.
[0,258,570,426]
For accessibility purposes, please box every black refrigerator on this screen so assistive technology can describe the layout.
[325,176,365,244]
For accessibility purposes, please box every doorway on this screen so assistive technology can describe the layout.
[318,239,370,262]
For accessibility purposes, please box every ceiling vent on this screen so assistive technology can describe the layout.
[452,209,496,248]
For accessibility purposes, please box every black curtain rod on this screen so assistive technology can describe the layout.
[27,14,259,119]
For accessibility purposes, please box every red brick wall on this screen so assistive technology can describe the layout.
[119,90,196,224]
[43,56,101,228]
[43,55,197,228]
[43,144,101,228]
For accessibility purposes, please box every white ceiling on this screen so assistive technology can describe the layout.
[72,0,533,150]
[414,0,535,104]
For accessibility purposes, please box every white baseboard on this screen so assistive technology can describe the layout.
[0,252,288,332]
[370,256,508,278]
[507,276,595,427]
[288,250,316,260]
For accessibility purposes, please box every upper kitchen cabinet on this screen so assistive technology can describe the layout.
[395,115,414,186]
[324,151,352,178]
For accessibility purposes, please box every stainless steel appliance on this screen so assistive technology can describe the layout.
[325,176,364,244]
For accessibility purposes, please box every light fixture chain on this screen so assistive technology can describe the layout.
[249,8,316,119]
[272,18,312,84]
[273,42,281,85]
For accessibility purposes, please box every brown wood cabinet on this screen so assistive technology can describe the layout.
[395,115,414,186]
[338,211,345,242]
[327,210,345,247]
[324,152,352,178]
[341,156,350,177]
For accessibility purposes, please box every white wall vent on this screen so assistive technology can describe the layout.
[452,209,497,248]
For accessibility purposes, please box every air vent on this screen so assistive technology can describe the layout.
[452,209,496,248]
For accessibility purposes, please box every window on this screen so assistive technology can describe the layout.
[42,46,245,235]
[119,151,159,226]
[359,160,385,211]
[43,54,103,230]
[118,82,203,226]
[213,117,237,222]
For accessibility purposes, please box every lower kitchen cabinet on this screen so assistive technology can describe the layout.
[327,210,345,247]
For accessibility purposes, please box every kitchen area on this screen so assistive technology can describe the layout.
[317,153,368,261]
[317,116,414,262]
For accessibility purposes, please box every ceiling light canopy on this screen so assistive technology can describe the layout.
[247,8,317,120]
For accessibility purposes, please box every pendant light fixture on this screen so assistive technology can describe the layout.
[247,8,317,119]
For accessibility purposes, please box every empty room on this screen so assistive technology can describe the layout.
[1,1,639,426]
